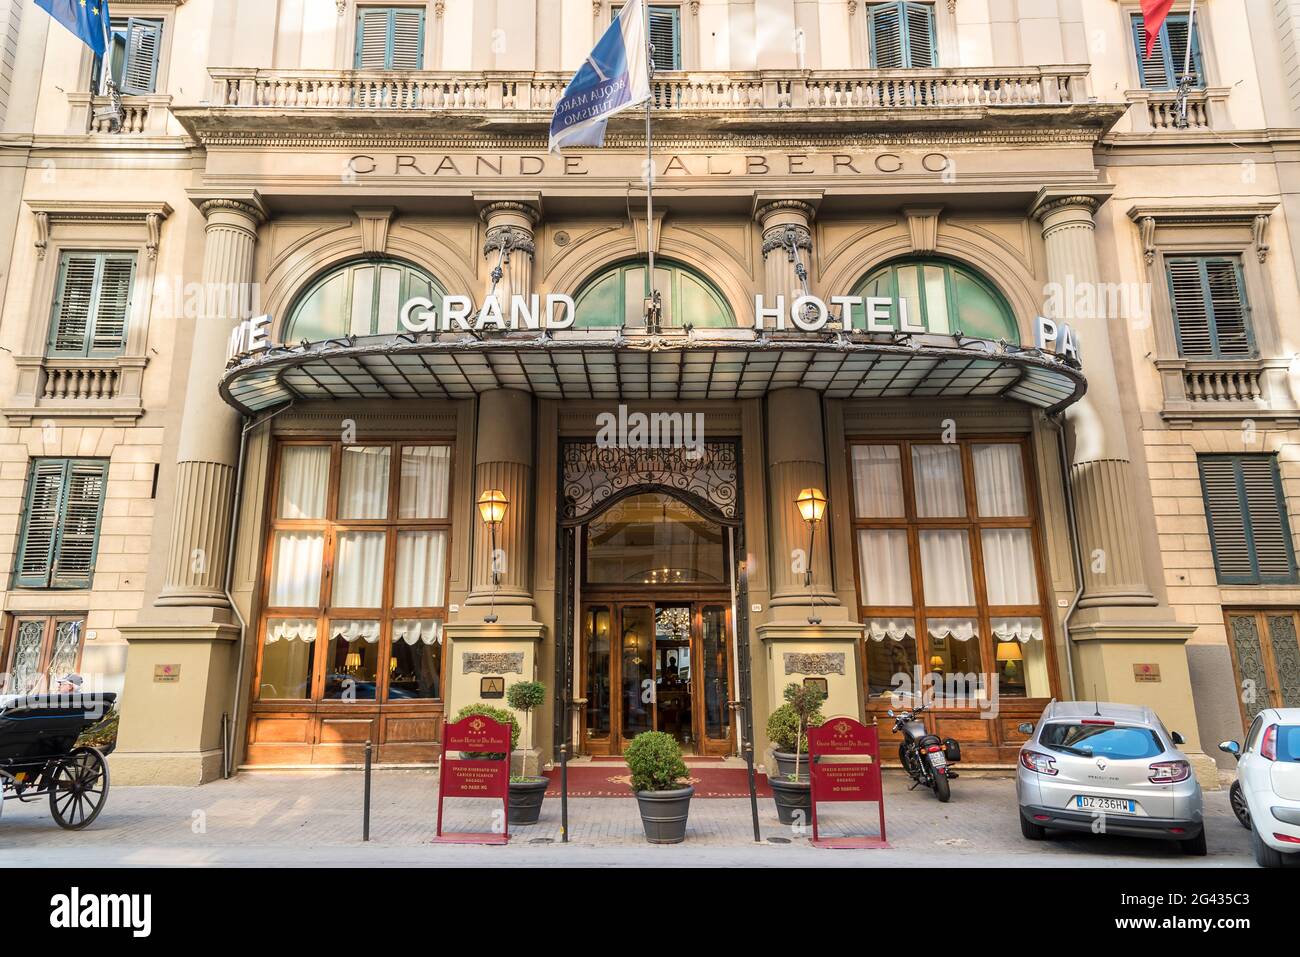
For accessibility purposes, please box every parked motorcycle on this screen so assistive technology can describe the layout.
[889,703,961,802]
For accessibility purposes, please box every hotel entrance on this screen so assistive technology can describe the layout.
[573,490,737,756]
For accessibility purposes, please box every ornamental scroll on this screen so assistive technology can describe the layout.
[561,440,739,524]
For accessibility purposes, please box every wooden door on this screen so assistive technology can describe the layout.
[1225,609,1300,729]
[693,603,735,755]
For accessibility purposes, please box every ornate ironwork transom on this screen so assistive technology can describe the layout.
[561,440,739,524]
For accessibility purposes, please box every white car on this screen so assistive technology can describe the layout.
[1220,708,1300,868]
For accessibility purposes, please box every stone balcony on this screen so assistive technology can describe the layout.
[1156,356,1300,427]
[194,64,1115,136]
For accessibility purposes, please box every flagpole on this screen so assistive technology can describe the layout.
[642,0,658,332]
[1175,0,1196,128]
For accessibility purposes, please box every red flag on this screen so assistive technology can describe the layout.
[1139,0,1177,58]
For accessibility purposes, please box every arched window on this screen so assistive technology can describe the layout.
[572,260,735,329]
[850,258,1019,343]
[284,259,444,342]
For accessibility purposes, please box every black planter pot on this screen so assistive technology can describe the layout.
[769,776,813,826]
[773,749,810,780]
[508,777,550,826]
[634,785,695,844]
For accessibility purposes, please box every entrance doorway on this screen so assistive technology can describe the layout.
[581,601,733,755]
[1225,609,1300,728]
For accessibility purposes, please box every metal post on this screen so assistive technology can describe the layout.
[744,743,761,843]
[560,741,569,843]
[362,739,373,842]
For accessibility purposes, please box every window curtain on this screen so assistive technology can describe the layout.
[332,531,386,607]
[265,618,319,642]
[911,445,966,517]
[399,446,450,519]
[269,531,324,606]
[857,529,912,605]
[394,530,448,607]
[919,529,975,605]
[866,617,916,641]
[992,616,1049,697]
[852,445,905,517]
[393,618,442,645]
[277,446,331,519]
[972,443,1027,517]
[338,447,390,519]
[981,528,1038,605]
[328,619,381,643]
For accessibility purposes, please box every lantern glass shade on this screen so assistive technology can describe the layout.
[477,489,509,525]
[996,640,1024,662]
[796,487,828,523]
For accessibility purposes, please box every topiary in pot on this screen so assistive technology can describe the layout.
[504,680,550,825]
[766,682,826,780]
[625,731,693,844]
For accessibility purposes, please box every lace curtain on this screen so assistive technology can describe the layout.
[278,446,330,519]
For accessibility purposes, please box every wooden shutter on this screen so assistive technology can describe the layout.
[1165,14,1203,87]
[120,18,161,94]
[1201,456,1297,585]
[389,8,424,70]
[90,255,135,354]
[870,4,905,68]
[14,461,68,588]
[648,6,680,71]
[1132,15,1171,89]
[51,462,108,589]
[903,2,936,68]
[356,9,392,69]
[1167,256,1252,359]
[50,254,99,355]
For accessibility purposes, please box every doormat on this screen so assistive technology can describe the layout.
[544,765,772,798]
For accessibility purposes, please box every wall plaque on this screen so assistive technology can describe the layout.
[784,652,845,676]
[463,652,524,675]
[480,677,506,698]
[153,664,180,683]
[1133,663,1162,683]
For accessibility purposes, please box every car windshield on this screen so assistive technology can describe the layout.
[1040,722,1164,759]
[1277,726,1300,761]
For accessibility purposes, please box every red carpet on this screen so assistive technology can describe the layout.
[544,764,771,798]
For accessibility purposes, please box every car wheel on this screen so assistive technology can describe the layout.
[1179,830,1207,857]
[1230,780,1251,830]
[1020,812,1046,840]
[1252,827,1286,868]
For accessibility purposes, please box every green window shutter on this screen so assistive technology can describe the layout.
[14,460,68,588]
[1200,455,1297,585]
[120,18,162,95]
[389,8,425,70]
[648,6,680,71]
[1132,12,1202,90]
[49,252,135,357]
[869,4,905,68]
[1167,256,1252,359]
[1164,14,1204,87]
[903,2,936,68]
[357,8,424,70]
[51,461,108,589]
[357,9,393,69]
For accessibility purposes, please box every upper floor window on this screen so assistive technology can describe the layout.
[93,18,162,94]
[1199,455,1297,585]
[285,259,443,342]
[849,258,1018,342]
[1132,12,1204,90]
[48,251,135,358]
[14,459,109,590]
[614,4,681,70]
[356,6,425,70]
[1166,255,1253,359]
[572,260,734,329]
[868,2,936,69]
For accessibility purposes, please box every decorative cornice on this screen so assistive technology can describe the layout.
[1126,202,1278,264]
[25,200,173,260]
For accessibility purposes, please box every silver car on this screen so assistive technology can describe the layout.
[1016,701,1206,856]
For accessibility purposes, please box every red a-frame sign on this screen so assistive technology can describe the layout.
[432,714,512,845]
[807,716,889,849]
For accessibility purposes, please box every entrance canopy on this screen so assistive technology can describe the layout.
[219,329,1086,415]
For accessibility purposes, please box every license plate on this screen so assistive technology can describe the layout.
[1075,795,1135,814]
[930,752,947,767]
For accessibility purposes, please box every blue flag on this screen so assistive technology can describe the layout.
[35,0,111,56]
[549,0,650,152]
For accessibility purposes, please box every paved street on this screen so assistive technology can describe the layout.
[0,769,1264,867]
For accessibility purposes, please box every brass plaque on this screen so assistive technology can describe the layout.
[154,663,181,683]
[480,676,505,698]
[1133,663,1161,683]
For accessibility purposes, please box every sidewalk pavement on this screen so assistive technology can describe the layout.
[0,769,1258,867]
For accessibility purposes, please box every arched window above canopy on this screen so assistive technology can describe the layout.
[572,260,735,330]
[850,258,1019,344]
[284,259,444,342]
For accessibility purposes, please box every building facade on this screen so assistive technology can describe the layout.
[2,0,1298,785]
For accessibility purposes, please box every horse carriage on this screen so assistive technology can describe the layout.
[0,693,114,829]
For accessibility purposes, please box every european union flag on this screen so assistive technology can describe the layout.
[35,0,111,56]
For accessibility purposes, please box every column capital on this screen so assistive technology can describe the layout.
[190,190,267,226]
[755,199,816,228]
[479,200,541,226]
[1029,186,1112,224]
[761,223,812,258]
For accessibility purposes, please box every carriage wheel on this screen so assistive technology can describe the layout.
[48,747,109,830]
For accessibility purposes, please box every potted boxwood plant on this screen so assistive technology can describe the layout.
[766,682,826,825]
[625,730,693,844]
[504,680,550,825]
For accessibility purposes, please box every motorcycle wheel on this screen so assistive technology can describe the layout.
[932,767,951,803]
[898,743,916,779]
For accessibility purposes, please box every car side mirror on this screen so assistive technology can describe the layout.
[1017,722,1034,735]
[1218,740,1241,759]
[1171,731,1185,746]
